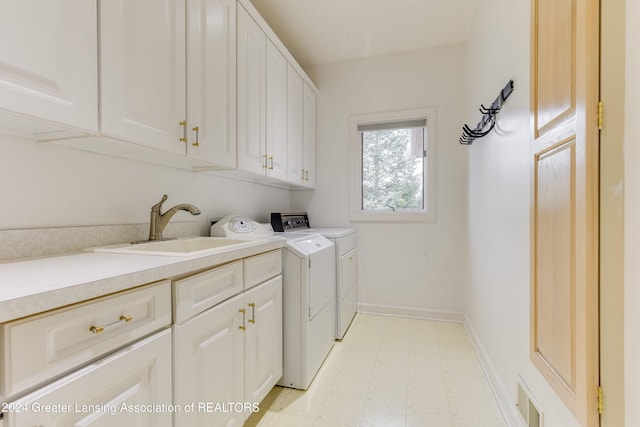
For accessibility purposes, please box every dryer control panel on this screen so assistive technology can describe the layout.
[271,212,310,232]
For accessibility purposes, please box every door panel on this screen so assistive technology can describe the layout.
[534,0,575,135]
[530,0,600,424]
[534,140,576,390]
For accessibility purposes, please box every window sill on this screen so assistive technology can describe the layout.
[349,210,436,223]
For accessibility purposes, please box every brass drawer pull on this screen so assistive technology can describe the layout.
[239,308,247,330]
[248,303,256,324]
[179,120,187,143]
[192,126,200,147]
[89,315,134,335]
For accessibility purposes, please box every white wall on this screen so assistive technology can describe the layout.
[0,133,290,232]
[625,0,640,423]
[294,45,469,316]
[463,0,583,426]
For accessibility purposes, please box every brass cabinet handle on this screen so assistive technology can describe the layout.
[179,120,187,143]
[239,308,247,330]
[248,303,256,324]
[268,156,274,170]
[89,315,133,335]
[304,170,309,181]
[262,154,268,169]
[300,169,305,180]
[192,126,200,147]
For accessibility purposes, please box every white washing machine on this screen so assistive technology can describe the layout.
[271,213,357,340]
[212,215,336,390]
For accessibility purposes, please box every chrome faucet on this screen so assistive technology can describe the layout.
[148,194,201,241]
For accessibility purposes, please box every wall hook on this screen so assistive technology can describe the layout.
[459,80,514,145]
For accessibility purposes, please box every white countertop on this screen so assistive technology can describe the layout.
[0,237,286,323]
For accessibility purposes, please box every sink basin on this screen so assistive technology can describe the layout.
[88,237,264,257]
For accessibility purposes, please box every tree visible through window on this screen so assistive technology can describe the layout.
[349,108,436,222]
[360,124,425,211]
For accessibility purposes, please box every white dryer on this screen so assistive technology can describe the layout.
[277,232,336,390]
[271,213,357,340]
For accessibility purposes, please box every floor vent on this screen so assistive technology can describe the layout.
[517,376,543,427]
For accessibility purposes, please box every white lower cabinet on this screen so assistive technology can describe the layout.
[243,276,283,405]
[0,249,283,427]
[173,294,245,427]
[173,257,282,426]
[5,329,172,427]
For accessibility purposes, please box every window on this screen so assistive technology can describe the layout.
[349,108,436,222]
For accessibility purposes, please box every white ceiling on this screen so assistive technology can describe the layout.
[249,0,478,67]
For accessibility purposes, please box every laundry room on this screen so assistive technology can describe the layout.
[0,0,638,426]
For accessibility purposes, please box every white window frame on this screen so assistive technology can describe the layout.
[349,107,437,223]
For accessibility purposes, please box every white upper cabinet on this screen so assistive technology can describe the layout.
[186,0,237,168]
[100,0,186,154]
[0,0,312,179]
[0,0,98,137]
[58,0,237,170]
[287,69,316,188]
[287,65,304,183]
[236,5,266,176]
[236,4,289,181]
[235,1,317,187]
[264,40,288,181]
[302,82,317,188]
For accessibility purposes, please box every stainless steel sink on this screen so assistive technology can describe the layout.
[88,237,264,257]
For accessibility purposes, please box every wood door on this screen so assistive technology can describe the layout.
[530,0,600,425]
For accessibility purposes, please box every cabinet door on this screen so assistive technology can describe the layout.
[186,0,237,168]
[287,65,304,184]
[7,330,172,427]
[303,83,317,188]
[100,0,186,153]
[265,40,288,181]
[174,294,245,427]
[244,276,283,411]
[0,0,97,133]
[236,4,266,175]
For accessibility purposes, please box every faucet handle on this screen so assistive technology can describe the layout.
[152,194,169,211]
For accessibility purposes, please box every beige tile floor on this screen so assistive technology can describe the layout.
[246,313,507,427]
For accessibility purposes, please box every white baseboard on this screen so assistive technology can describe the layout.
[464,314,522,427]
[357,302,465,323]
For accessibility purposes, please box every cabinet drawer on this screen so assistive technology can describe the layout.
[244,250,282,290]
[5,329,172,427]
[173,260,244,323]
[1,281,171,398]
